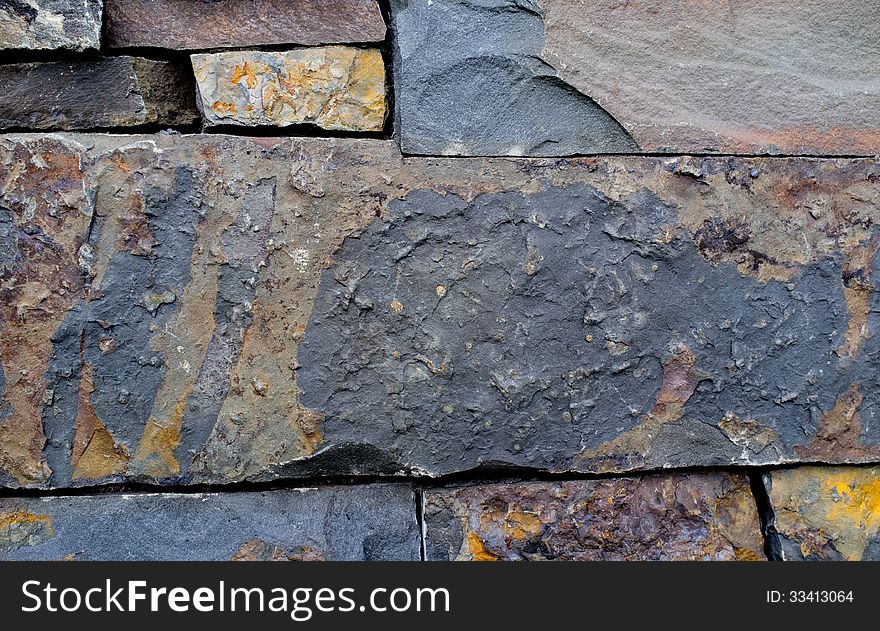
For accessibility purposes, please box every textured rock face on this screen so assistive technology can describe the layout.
[390,0,636,156]
[0,58,198,130]
[765,467,880,560]
[192,48,386,132]
[424,473,763,560]
[1,134,879,488]
[0,484,419,560]
[0,0,101,51]
[105,0,385,49]
[391,0,880,156]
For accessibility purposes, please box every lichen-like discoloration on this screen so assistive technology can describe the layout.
[192,48,386,132]
[0,509,54,554]
[0,135,878,487]
[0,0,101,51]
[766,466,880,560]
[424,473,764,560]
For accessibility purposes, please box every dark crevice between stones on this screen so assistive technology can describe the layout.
[0,123,201,135]
[202,123,389,140]
[415,489,427,561]
[0,460,852,498]
[376,0,396,140]
[749,469,782,561]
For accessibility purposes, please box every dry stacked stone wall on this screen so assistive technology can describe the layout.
[1,0,879,561]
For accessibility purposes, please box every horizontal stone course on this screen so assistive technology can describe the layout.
[0,58,198,130]
[0,0,102,51]
[105,0,385,49]
[391,0,880,156]
[424,472,764,560]
[191,48,386,132]
[0,484,419,560]
[0,134,879,489]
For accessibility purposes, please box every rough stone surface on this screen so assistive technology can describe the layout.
[1,134,879,488]
[0,484,419,560]
[390,0,636,156]
[105,0,385,50]
[392,0,880,156]
[0,0,101,51]
[192,48,386,132]
[0,58,198,131]
[766,466,880,560]
[539,0,880,155]
[424,473,764,560]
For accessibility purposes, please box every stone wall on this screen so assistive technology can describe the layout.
[0,0,879,561]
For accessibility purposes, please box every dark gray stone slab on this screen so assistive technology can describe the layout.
[0,484,419,560]
[0,0,101,51]
[390,0,637,156]
[0,57,198,130]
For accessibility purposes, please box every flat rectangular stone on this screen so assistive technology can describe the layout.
[1,134,879,488]
[0,0,101,51]
[0,58,198,130]
[391,0,880,156]
[765,466,880,560]
[192,48,386,132]
[105,0,385,49]
[424,473,764,560]
[0,484,419,560]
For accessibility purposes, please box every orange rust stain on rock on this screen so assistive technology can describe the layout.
[231,61,267,90]
[466,533,500,561]
[838,236,880,360]
[231,538,326,562]
[133,400,185,479]
[71,362,130,480]
[0,510,52,531]
[577,345,711,471]
[577,344,707,471]
[0,509,55,553]
[211,101,237,116]
[795,384,878,461]
[0,138,91,485]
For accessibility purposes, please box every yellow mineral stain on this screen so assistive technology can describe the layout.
[71,360,131,480]
[466,532,499,561]
[73,426,131,480]
[211,101,237,116]
[0,510,53,531]
[231,61,268,89]
[820,472,880,560]
[133,401,185,479]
